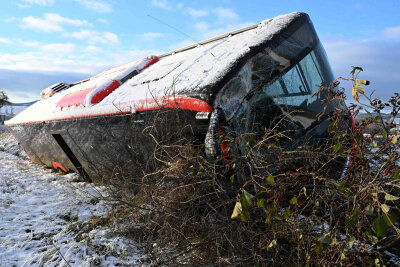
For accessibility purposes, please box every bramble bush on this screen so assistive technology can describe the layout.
[102,68,399,266]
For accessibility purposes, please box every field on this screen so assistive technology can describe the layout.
[1,87,399,266]
[0,125,147,266]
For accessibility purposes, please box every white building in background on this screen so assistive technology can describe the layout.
[0,106,13,124]
[0,102,35,124]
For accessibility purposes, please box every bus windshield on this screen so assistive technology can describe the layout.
[215,19,337,136]
[262,42,334,114]
[229,42,335,135]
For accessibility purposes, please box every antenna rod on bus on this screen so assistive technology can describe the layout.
[147,14,215,57]
[147,14,196,42]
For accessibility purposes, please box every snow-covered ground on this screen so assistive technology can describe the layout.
[0,125,147,266]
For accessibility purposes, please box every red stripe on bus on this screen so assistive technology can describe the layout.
[90,80,121,105]
[139,56,159,71]
[134,96,213,113]
[57,86,96,109]
[5,96,213,126]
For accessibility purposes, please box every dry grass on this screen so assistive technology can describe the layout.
[95,86,400,266]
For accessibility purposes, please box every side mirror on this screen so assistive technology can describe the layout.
[205,109,222,160]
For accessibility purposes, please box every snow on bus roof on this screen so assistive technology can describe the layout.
[6,12,305,126]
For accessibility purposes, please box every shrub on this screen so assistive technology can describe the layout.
[101,68,400,266]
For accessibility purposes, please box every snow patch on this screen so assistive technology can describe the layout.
[0,133,147,266]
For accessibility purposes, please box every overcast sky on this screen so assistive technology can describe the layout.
[0,0,399,102]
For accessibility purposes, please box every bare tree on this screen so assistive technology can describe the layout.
[0,91,8,109]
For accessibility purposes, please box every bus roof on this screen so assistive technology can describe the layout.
[6,12,308,125]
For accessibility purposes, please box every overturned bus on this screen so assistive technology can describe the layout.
[5,12,342,181]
